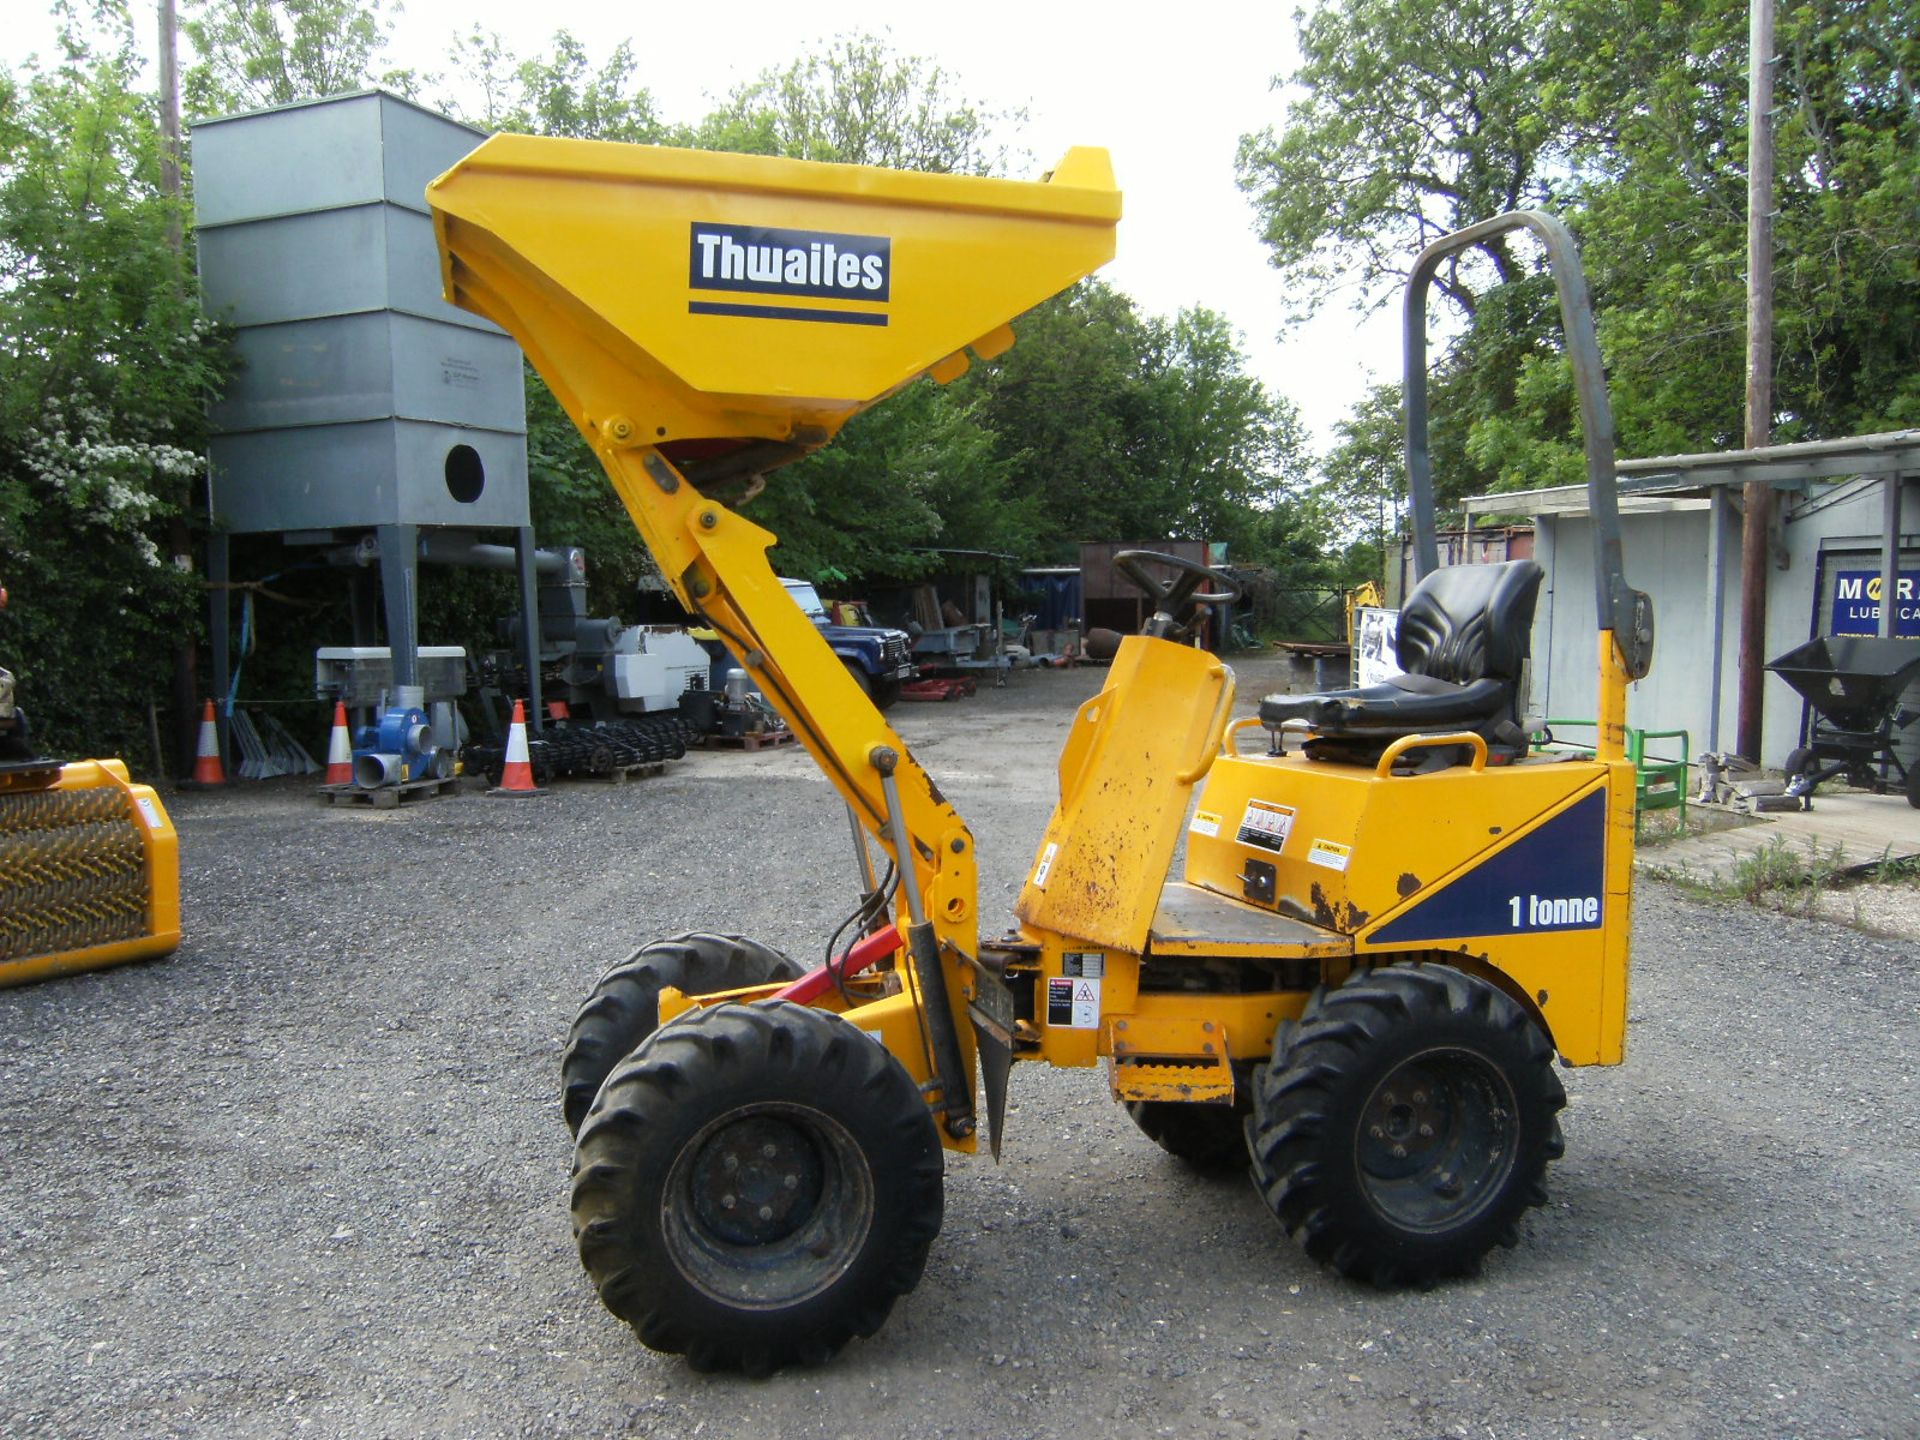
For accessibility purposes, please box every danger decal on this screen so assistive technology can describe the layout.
[1235,799,1296,853]
[1047,976,1101,1029]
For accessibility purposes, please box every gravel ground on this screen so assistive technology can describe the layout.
[3,652,1918,1439]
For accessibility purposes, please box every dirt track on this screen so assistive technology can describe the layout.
[3,652,1916,1438]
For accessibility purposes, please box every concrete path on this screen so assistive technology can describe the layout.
[1639,787,1920,883]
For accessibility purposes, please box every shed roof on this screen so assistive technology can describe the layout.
[1463,429,1920,518]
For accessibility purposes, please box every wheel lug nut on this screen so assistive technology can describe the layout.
[721,1193,736,1210]
[1418,1123,1434,1137]
[761,1143,778,1159]
[1383,1092,1397,1105]
[1369,1125,1384,1139]
[1392,1144,1407,1158]
[722,1153,739,1173]
[1412,1091,1427,1105]
[758,1205,774,1221]
[783,1173,799,1190]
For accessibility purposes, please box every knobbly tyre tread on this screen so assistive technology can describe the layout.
[571,1000,944,1374]
[1125,1096,1252,1169]
[561,933,803,1135]
[1247,963,1565,1288]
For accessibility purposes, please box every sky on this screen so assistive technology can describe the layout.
[12,1,1402,450]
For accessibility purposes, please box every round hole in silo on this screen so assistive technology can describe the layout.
[445,444,485,503]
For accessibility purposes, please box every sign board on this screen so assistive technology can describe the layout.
[1354,607,1403,688]
[1830,570,1920,638]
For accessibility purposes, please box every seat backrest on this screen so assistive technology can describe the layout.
[1396,559,1544,685]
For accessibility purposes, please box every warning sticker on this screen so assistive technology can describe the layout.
[1308,838,1352,872]
[1046,976,1101,1029]
[1189,809,1222,839]
[1062,951,1105,979]
[1031,841,1059,890]
[1236,799,1296,853]
[134,796,163,831]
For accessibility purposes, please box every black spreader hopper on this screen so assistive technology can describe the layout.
[1766,635,1920,807]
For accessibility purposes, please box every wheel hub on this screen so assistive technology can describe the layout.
[688,1116,824,1246]
[1356,1049,1518,1231]
[661,1100,875,1309]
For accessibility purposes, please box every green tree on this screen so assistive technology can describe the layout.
[684,33,1022,174]
[962,282,1161,555]
[965,284,1311,563]
[443,28,663,143]
[1236,0,1565,323]
[1251,0,1920,551]
[0,13,228,759]
[1135,307,1311,553]
[746,379,1024,582]
[181,0,407,112]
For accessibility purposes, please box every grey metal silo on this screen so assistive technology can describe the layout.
[193,89,538,703]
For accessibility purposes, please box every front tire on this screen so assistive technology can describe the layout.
[561,933,802,1136]
[1248,964,1565,1287]
[571,1001,944,1374]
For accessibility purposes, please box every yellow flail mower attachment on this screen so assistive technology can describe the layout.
[0,762,181,988]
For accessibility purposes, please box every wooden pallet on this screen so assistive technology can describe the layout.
[566,761,668,783]
[700,728,796,752]
[318,776,461,809]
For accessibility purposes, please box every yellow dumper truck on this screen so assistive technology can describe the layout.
[430,140,1651,1374]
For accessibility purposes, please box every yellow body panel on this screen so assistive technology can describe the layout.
[1183,744,1633,1065]
[1015,637,1234,951]
[0,759,181,988]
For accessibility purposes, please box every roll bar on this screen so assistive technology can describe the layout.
[1402,211,1653,679]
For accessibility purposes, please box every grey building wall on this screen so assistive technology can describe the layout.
[1530,477,1918,767]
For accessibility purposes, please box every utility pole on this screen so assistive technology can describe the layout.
[160,0,198,778]
[1735,0,1775,762]
[159,0,182,237]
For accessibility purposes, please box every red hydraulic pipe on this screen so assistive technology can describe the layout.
[772,925,902,1006]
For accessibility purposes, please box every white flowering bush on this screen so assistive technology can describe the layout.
[1,33,230,760]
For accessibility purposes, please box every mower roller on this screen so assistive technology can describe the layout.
[431,141,1653,1374]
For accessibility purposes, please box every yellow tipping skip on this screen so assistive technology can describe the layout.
[430,139,1120,455]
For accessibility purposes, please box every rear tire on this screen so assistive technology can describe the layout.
[871,676,903,711]
[562,933,803,1136]
[1783,746,1814,780]
[571,1001,944,1374]
[1125,1099,1249,1169]
[842,660,873,699]
[1248,964,1565,1287]
[1906,764,1920,809]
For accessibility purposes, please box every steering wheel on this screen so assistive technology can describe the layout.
[1113,550,1240,641]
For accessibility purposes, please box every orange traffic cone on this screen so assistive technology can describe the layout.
[323,702,353,786]
[489,698,546,797]
[188,699,226,787]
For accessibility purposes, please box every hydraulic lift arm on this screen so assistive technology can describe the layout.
[429,136,1121,1142]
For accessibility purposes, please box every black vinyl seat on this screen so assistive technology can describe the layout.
[1261,560,1544,759]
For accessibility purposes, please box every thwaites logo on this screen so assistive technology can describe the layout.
[687,222,890,327]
